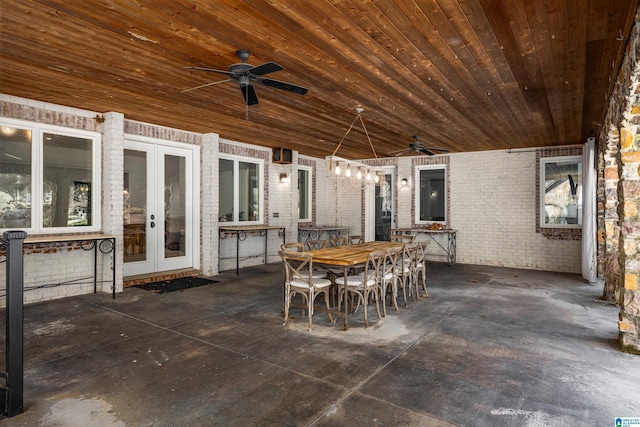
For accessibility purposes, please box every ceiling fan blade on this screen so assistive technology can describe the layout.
[422,147,450,153]
[257,77,308,95]
[241,83,259,105]
[180,79,232,93]
[185,66,233,76]
[249,62,284,76]
[393,148,413,156]
[420,149,436,156]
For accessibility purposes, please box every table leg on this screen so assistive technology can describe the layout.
[236,233,240,275]
[342,265,349,331]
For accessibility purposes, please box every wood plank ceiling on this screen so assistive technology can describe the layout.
[0,0,637,159]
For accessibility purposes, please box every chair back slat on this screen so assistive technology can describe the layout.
[331,237,348,247]
[305,239,328,251]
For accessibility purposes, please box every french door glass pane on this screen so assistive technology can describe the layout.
[0,126,32,229]
[124,149,147,263]
[165,155,186,258]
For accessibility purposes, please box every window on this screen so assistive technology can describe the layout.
[540,156,582,228]
[218,155,263,224]
[415,165,447,224]
[0,119,101,233]
[298,166,312,222]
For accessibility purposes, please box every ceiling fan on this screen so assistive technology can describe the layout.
[393,135,450,156]
[182,50,308,105]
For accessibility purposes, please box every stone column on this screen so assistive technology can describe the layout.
[602,127,622,303]
[618,114,640,353]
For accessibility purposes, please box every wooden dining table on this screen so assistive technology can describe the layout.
[306,241,405,330]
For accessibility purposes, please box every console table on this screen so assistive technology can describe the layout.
[219,225,286,274]
[22,233,117,298]
[391,228,457,265]
[298,226,349,244]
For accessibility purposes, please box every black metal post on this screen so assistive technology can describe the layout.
[2,230,27,418]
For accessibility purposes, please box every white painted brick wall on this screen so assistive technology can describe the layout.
[316,158,362,236]
[448,150,581,272]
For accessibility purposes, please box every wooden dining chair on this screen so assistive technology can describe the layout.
[348,235,363,245]
[281,242,327,279]
[305,239,328,251]
[281,251,333,331]
[395,242,414,307]
[330,237,348,247]
[391,234,416,243]
[380,247,400,316]
[412,241,430,298]
[335,250,384,328]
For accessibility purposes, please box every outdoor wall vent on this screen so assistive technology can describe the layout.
[272,147,292,164]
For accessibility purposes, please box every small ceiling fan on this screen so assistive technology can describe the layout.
[393,135,450,156]
[182,50,308,105]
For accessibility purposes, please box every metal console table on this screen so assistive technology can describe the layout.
[298,226,349,244]
[219,225,286,275]
[19,233,117,298]
[391,228,457,265]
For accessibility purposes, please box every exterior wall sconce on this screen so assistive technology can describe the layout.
[279,173,288,184]
[401,178,408,187]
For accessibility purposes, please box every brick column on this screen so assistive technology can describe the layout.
[602,127,622,302]
[101,112,125,294]
[201,133,219,276]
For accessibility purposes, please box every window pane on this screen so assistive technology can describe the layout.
[239,161,259,222]
[43,133,93,228]
[542,158,582,226]
[219,159,234,222]
[298,169,309,220]
[419,168,445,222]
[0,126,32,229]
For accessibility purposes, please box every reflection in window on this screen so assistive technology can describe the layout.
[0,127,32,229]
[541,156,582,228]
[43,133,93,228]
[0,122,99,233]
[238,161,259,222]
[218,156,263,224]
[298,167,311,221]
[416,166,446,223]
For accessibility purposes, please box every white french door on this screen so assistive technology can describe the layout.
[123,139,197,277]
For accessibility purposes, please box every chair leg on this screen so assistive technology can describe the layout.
[420,267,429,298]
[323,290,334,323]
[307,290,314,331]
[400,275,409,307]
[283,289,292,326]
[362,290,368,328]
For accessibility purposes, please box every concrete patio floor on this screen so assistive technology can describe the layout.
[1,262,639,426]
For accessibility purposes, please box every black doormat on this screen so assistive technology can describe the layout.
[134,276,218,294]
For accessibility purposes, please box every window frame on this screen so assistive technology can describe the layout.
[414,164,448,225]
[298,165,312,223]
[218,153,264,225]
[0,117,101,234]
[539,155,583,229]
